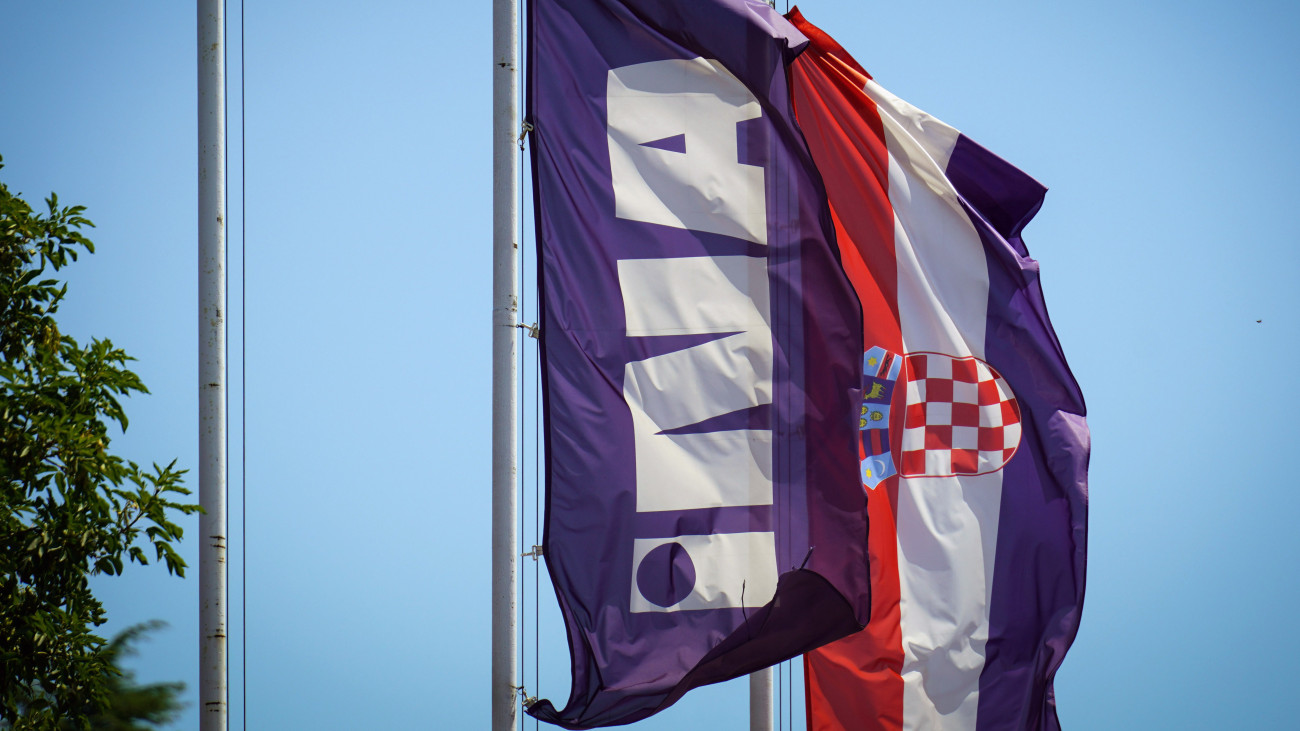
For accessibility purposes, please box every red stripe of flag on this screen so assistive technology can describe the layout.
[789,9,905,731]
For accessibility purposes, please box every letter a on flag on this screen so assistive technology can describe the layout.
[787,11,1090,731]
[526,0,871,727]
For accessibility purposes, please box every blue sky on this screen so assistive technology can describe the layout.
[2,1,1298,729]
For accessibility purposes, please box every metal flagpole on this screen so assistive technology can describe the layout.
[197,0,228,729]
[753,5,778,722]
[751,666,774,731]
[492,0,519,726]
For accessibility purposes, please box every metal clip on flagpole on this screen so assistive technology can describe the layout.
[492,0,519,726]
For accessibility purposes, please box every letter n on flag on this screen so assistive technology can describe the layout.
[525,0,872,728]
[786,10,1090,731]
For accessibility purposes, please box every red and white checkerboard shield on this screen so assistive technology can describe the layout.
[899,352,1021,478]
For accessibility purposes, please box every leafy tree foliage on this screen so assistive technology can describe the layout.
[77,623,185,731]
[0,157,197,727]
[0,623,186,731]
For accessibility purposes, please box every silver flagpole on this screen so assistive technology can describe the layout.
[491,0,519,726]
[197,0,228,728]
[751,666,774,731]
[756,3,781,724]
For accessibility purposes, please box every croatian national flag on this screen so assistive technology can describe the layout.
[788,11,1089,731]
[526,1,871,728]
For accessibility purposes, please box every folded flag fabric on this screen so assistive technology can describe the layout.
[525,1,872,727]
[787,10,1090,731]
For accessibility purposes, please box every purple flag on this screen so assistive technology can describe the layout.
[526,0,870,726]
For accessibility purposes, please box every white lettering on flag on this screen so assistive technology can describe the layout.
[619,256,772,513]
[610,57,777,615]
[607,58,768,245]
[630,533,779,612]
[620,254,776,613]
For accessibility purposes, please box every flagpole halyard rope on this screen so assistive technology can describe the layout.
[239,0,248,725]
[533,336,541,731]
[518,0,536,725]
[512,72,522,723]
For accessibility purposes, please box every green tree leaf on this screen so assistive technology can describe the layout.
[0,156,194,726]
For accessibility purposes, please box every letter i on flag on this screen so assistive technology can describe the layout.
[787,10,1089,731]
[526,0,872,728]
